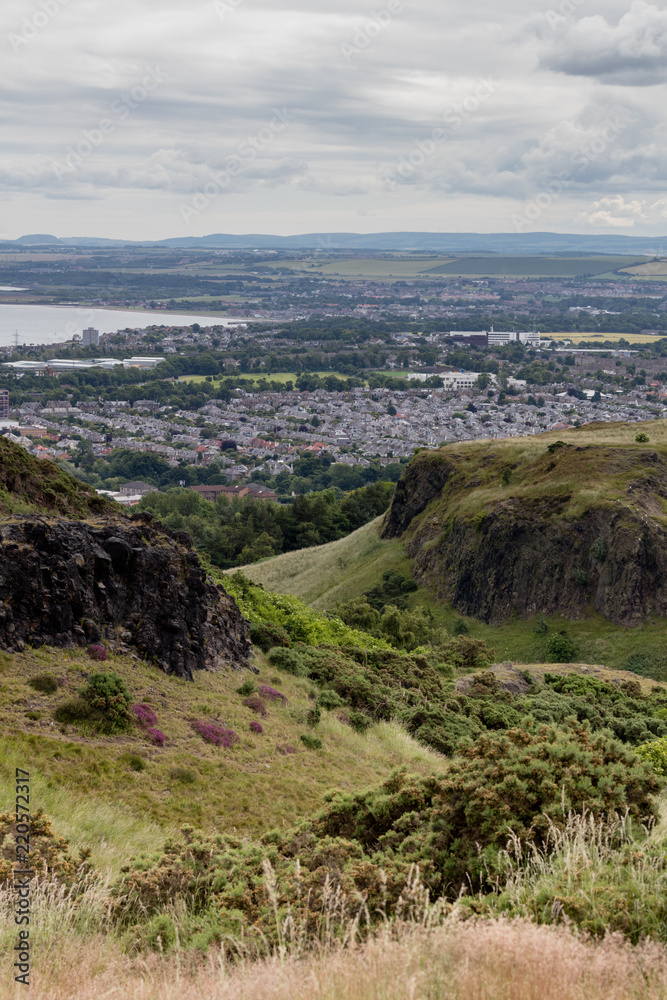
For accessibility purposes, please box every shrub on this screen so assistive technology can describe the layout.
[635,736,667,776]
[27,673,58,695]
[348,710,372,733]
[249,720,264,734]
[318,689,345,710]
[268,647,311,676]
[243,695,268,717]
[451,618,469,636]
[192,720,239,748]
[236,679,256,697]
[0,808,92,889]
[109,724,661,943]
[590,537,607,563]
[300,734,323,750]
[249,621,291,653]
[55,671,133,734]
[257,684,288,704]
[146,727,165,747]
[121,754,146,772]
[635,432,649,443]
[545,631,578,663]
[307,704,321,727]
[87,644,108,662]
[132,703,158,728]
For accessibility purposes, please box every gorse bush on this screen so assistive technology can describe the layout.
[0,809,93,888]
[109,723,661,946]
[54,671,134,734]
[225,572,391,650]
[635,736,667,776]
[249,621,291,653]
[545,631,578,663]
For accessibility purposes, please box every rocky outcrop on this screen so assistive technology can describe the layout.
[383,439,667,626]
[0,512,250,678]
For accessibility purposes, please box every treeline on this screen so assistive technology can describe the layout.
[137,481,395,567]
[71,446,407,498]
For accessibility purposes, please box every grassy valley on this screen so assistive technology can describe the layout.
[2,425,667,998]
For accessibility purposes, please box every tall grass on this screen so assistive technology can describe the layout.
[2,917,666,1000]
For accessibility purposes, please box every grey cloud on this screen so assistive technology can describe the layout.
[538,1,667,85]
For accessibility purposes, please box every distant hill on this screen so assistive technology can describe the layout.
[2,231,667,254]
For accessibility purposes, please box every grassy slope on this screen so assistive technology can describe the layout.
[0,436,114,518]
[0,645,444,875]
[237,422,667,672]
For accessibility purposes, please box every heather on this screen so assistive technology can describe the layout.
[109,723,661,947]
[191,720,240,748]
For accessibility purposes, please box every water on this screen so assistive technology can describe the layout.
[0,304,248,347]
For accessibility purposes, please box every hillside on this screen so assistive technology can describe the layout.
[384,422,667,626]
[0,434,113,517]
[0,643,444,873]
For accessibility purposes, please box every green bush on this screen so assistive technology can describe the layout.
[54,671,134,734]
[235,679,256,697]
[27,673,58,695]
[635,737,667,776]
[545,631,578,663]
[635,432,649,443]
[300,733,322,750]
[249,621,290,653]
[110,723,661,944]
[317,689,345,711]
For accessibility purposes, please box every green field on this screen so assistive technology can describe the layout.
[548,332,667,345]
[424,256,648,277]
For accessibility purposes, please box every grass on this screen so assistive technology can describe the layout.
[3,912,667,999]
[235,516,410,608]
[0,644,445,874]
[262,257,457,279]
[177,371,349,386]
[235,419,667,672]
[424,255,648,277]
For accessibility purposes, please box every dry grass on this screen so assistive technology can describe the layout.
[3,918,666,1000]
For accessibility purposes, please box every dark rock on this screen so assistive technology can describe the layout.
[0,516,250,678]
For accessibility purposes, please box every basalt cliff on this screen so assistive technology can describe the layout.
[383,428,667,626]
[0,437,250,677]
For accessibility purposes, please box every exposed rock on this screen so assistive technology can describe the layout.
[0,511,250,678]
[383,440,667,626]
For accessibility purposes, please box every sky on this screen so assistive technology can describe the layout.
[1,0,666,240]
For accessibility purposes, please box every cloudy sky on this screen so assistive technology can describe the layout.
[1,0,666,239]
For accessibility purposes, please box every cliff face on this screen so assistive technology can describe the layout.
[0,512,250,678]
[382,437,667,626]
